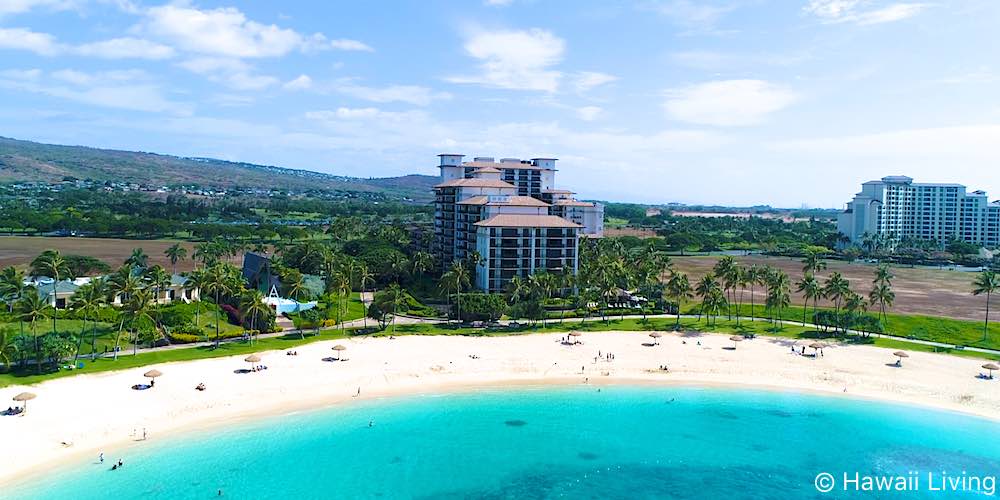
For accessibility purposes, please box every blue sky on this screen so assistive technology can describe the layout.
[1,0,999,208]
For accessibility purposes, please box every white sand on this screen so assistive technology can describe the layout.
[1,330,998,486]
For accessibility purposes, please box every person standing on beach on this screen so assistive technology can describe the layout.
[99,452,104,463]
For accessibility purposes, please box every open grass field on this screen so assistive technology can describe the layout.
[670,255,989,322]
[0,236,199,273]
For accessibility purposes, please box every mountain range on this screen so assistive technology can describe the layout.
[0,136,437,202]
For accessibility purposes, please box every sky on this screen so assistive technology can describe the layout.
[1,0,999,208]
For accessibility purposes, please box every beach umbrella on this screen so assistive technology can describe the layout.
[568,332,581,337]
[983,363,999,379]
[143,369,162,387]
[13,392,35,414]
[245,354,261,370]
[332,345,347,361]
[893,351,909,366]
[729,335,743,349]
[649,332,662,345]
[809,342,826,354]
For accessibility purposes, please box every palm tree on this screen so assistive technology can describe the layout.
[664,271,693,330]
[71,280,106,361]
[357,264,375,330]
[125,247,149,270]
[713,256,737,319]
[972,270,1000,342]
[411,251,434,278]
[0,266,26,313]
[823,272,851,334]
[0,327,16,369]
[33,250,70,338]
[796,274,822,326]
[16,289,49,372]
[164,243,188,275]
[695,274,720,323]
[385,283,407,335]
[184,268,209,328]
[441,260,471,323]
[240,290,270,345]
[746,265,765,319]
[765,271,791,327]
[703,288,727,326]
[801,251,828,276]
[144,265,171,322]
[202,264,234,348]
[123,289,154,355]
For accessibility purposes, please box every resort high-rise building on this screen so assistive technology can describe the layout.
[837,176,1000,247]
[433,154,602,292]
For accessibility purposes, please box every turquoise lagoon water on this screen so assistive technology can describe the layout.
[11,386,1000,499]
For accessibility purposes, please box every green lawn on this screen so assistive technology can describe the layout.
[0,329,352,387]
[683,303,1000,351]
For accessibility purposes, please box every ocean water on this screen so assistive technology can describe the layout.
[11,386,1000,499]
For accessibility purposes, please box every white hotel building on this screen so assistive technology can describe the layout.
[837,175,1000,248]
[432,154,603,292]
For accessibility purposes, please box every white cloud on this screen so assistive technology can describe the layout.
[328,39,373,51]
[51,68,145,85]
[805,1,926,25]
[576,106,602,121]
[143,4,309,58]
[0,69,190,114]
[0,68,42,80]
[573,71,617,93]
[178,57,278,91]
[75,37,175,60]
[283,74,313,91]
[0,28,174,60]
[0,0,77,16]
[141,4,372,59]
[664,79,798,127]
[0,27,61,56]
[770,125,1000,158]
[305,107,423,122]
[331,79,451,106]
[643,0,737,29]
[447,28,565,92]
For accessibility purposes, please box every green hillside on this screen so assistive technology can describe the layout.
[0,136,436,201]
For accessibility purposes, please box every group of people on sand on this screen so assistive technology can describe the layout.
[561,336,581,345]
[595,351,616,362]
[3,406,23,416]
[251,365,268,372]
[285,351,299,356]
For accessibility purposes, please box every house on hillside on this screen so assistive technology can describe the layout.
[37,280,79,309]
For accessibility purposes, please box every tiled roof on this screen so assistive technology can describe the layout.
[475,166,502,173]
[542,189,574,194]
[434,178,516,189]
[474,214,581,228]
[554,199,594,207]
[488,196,549,207]
[456,196,490,205]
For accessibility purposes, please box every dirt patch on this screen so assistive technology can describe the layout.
[0,236,199,273]
[671,255,988,322]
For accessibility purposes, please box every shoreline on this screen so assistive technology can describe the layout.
[2,330,999,489]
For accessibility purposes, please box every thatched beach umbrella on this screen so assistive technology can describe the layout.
[893,351,909,366]
[245,354,261,370]
[809,342,826,354]
[729,335,743,349]
[144,369,162,387]
[332,345,347,361]
[649,332,662,345]
[983,363,999,379]
[568,332,581,337]
[13,392,35,414]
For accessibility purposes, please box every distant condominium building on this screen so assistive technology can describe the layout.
[837,175,1000,248]
[433,154,603,292]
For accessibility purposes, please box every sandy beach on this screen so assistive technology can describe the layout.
[2,330,999,487]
